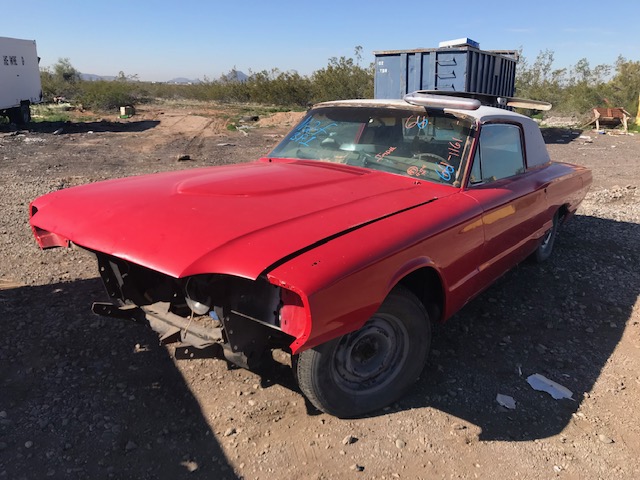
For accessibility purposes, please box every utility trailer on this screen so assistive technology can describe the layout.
[0,36,42,124]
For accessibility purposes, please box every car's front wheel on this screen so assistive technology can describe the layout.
[295,286,431,418]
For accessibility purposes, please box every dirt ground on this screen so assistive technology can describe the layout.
[0,104,639,480]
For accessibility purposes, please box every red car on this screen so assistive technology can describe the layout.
[30,92,591,417]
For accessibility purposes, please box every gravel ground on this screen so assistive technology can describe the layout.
[1,109,639,479]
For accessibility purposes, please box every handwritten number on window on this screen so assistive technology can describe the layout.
[404,116,429,130]
[437,164,455,181]
[407,165,427,177]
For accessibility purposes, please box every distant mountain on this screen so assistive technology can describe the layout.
[79,73,249,84]
[221,70,248,82]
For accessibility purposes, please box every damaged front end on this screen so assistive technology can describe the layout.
[91,252,300,369]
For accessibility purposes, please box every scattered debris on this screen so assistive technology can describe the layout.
[216,143,236,147]
[119,105,135,119]
[496,393,517,410]
[53,128,64,135]
[598,434,614,444]
[342,435,357,445]
[350,464,365,472]
[180,460,199,472]
[527,374,573,400]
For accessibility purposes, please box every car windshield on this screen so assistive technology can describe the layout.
[269,106,474,185]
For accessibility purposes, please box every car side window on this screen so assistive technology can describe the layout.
[469,124,525,185]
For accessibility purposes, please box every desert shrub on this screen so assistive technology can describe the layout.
[77,80,148,111]
[311,47,373,102]
[142,82,189,100]
[245,69,312,106]
[43,50,638,118]
[39,52,371,110]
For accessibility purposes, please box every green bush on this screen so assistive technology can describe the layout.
[41,50,639,118]
[516,51,640,117]
[77,80,148,111]
[311,56,373,102]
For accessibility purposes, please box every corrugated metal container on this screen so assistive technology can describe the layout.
[373,47,518,99]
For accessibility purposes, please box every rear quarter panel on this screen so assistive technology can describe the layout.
[544,162,592,220]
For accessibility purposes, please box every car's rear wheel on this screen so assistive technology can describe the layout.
[295,286,431,418]
[534,211,559,263]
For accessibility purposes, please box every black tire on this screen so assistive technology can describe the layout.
[19,103,31,124]
[8,103,30,125]
[295,286,431,418]
[534,211,559,263]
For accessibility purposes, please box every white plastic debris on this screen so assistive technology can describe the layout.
[496,393,517,410]
[527,374,573,400]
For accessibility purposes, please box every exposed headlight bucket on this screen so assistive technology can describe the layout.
[186,296,210,315]
[185,278,211,315]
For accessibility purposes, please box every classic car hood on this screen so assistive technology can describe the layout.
[31,159,455,279]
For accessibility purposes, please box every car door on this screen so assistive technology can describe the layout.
[463,123,549,288]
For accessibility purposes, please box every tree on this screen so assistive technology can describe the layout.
[563,58,611,113]
[515,50,566,107]
[40,58,81,100]
[607,57,640,116]
[116,71,140,82]
[52,58,81,83]
[515,50,628,116]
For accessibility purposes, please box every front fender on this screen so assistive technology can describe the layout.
[268,193,483,353]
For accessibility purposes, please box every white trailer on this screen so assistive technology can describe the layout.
[0,36,42,124]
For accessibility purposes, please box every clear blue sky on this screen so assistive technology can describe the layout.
[4,0,639,81]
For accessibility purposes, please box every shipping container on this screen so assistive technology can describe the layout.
[0,36,42,124]
[374,47,518,100]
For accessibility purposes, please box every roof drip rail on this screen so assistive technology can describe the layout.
[408,90,553,111]
[404,91,481,110]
